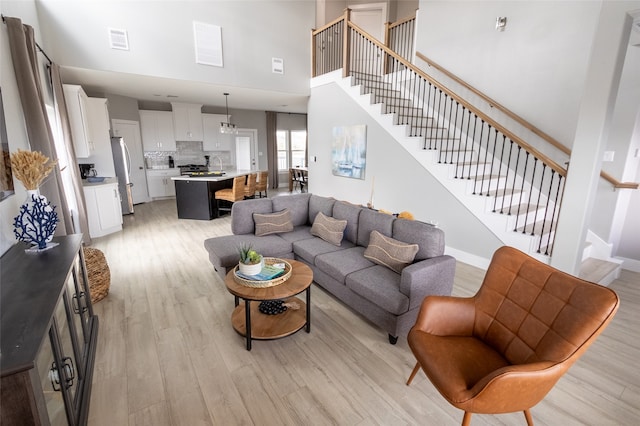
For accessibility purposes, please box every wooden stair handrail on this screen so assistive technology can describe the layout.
[387,14,416,30]
[415,51,638,190]
[346,20,568,176]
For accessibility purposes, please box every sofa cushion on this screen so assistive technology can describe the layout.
[293,237,352,265]
[364,230,419,273]
[309,195,336,224]
[311,212,347,246]
[332,201,362,244]
[254,209,294,236]
[393,218,445,260]
[272,193,311,226]
[346,265,409,315]
[315,246,374,283]
[278,225,314,243]
[357,208,395,247]
[203,234,292,270]
[231,198,273,235]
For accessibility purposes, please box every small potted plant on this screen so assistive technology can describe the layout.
[237,243,263,275]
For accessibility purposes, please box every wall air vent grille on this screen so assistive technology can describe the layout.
[193,21,223,67]
[108,28,129,51]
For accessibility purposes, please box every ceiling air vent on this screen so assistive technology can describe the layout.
[108,28,129,51]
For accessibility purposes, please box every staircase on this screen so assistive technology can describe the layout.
[331,70,559,260]
[311,11,627,280]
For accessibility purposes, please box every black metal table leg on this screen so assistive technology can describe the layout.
[306,286,311,333]
[245,299,252,350]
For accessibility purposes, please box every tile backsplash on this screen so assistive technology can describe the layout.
[144,140,232,169]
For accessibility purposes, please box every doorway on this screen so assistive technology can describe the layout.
[111,119,149,204]
[349,3,388,74]
[235,129,258,171]
[349,2,387,41]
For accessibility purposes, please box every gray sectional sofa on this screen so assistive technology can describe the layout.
[203,193,456,343]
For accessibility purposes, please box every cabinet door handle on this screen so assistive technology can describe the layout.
[62,356,75,388]
[49,362,62,391]
[72,292,88,314]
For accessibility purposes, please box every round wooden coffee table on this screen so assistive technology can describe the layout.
[224,259,313,350]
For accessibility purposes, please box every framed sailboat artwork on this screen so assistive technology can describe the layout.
[331,124,367,180]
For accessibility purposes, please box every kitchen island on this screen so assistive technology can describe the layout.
[172,170,250,220]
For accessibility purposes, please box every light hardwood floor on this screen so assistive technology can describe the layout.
[87,198,640,425]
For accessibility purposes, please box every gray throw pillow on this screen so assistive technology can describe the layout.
[364,230,419,273]
[311,212,347,246]
[254,209,294,236]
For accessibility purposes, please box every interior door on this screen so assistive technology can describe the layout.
[350,3,386,74]
[111,119,149,204]
[235,129,258,171]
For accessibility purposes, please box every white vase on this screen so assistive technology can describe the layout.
[239,257,263,275]
[15,189,58,250]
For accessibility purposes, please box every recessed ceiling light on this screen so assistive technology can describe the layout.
[166,95,179,98]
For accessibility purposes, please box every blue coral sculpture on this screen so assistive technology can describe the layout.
[13,193,59,250]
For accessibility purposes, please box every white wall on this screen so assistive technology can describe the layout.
[308,82,503,261]
[0,0,42,255]
[415,0,640,268]
[35,0,314,97]
[416,0,601,148]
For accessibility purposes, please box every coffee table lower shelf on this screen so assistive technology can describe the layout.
[231,297,308,342]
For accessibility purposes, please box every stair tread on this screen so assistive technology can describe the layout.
[579,258,620,283]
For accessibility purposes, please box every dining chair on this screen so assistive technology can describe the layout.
[214,175,245,215]
[406,246,619,426]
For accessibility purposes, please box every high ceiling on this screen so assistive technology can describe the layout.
[60,66,310,113]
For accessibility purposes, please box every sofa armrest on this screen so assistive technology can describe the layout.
[400,255,456,310]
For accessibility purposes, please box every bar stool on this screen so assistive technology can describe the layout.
[215,176,245,215]
[256,171,268,198]
[243,172,257,199]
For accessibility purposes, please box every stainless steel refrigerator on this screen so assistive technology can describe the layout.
[111,136,134,215]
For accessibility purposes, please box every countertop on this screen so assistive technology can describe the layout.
[171,170,252,182]
[81,177,118,187]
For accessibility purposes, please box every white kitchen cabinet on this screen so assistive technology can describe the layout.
[171,102,203,141]
[140,110,176,151]
[64,84,94,157]
[202,113,233,151]
[86,97,116,176]
[147,169,180,198]
[83,181,123,238]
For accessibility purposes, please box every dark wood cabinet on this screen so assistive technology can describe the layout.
[1,235,99,425]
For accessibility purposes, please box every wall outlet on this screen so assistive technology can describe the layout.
[603,151,615,162]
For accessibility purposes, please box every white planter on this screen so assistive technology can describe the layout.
[239,258,263,276]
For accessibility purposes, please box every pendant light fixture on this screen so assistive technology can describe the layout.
[220,92,237,134]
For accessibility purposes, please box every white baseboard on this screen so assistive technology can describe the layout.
[445,246,491,270]
[617,256,640,273]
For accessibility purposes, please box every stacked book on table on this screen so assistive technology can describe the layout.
[236,264,286,281]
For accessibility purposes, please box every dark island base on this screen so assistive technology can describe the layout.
[175,179,233,220]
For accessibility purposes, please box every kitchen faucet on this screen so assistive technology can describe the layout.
[211,155,224,171]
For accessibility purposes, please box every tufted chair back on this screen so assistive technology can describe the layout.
[406,246,619,426]
[473,247,617,366]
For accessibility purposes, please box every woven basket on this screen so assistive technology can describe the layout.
[83,247,110,304]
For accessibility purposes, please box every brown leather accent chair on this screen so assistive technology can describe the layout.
[406,246,619,426]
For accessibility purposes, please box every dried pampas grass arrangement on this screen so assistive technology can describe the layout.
[9,149,57,190]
